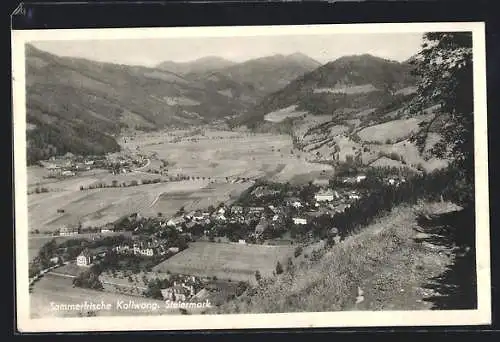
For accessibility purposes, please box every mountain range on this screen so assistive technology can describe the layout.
[25,44,438,170]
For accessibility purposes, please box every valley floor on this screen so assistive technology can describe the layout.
[214,201,476,314]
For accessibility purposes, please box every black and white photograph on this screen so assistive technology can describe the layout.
[12,23,490,332]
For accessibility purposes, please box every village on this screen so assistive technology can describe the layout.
[29,169,409,310]
[37,152,150,178]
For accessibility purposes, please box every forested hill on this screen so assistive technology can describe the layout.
[236,54,417,128]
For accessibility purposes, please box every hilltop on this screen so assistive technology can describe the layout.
[156,56,237,75]
[185,53,322,97]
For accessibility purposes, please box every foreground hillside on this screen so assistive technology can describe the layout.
[213,201,475,314]
[25,45,265,163]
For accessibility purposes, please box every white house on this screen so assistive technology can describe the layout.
[76,249,93,267]
[356,175,367,183]
[349,192,361,200]
[293,217,307,225]
[100,224,114,233]
[238,239,246,244]
[168,247,180,254]
[140,248,154,257]
[167,217,186,227]
[291,201,302,208]
[59,225,79,236]
[231,206,243,215]
[315,189,335,202]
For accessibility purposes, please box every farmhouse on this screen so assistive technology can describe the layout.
[167,217,186,227]
[114,245,131,254]
[356,174,367,183]
[161,282,195,302]
[293,217,307,225]
[248,207,265,214]
[315,189,335,202]
[76,249,93,267]
[100,224,114,233]
[133,243,155,257]
[59,225,80,236]
[231,206,244,215]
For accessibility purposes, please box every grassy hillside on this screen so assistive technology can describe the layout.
[231,54,448,172]
[213,201,473,314]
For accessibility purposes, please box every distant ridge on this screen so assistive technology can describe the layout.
[156,56,237,75]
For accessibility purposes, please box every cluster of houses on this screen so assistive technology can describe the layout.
[160,276,204,302]
[384,175,407,187]
[42,153,101,178]
[41,152,148,177]
[58,223,116,237]
[112,240,180,258]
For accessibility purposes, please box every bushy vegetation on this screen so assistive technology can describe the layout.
[73,266,103,290]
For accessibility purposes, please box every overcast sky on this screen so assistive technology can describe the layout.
[31,33,425,67]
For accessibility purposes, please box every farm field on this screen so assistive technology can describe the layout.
[29,274,193,318]
[128,129,333,183]
[264,105,308,123]
[27,167,109,192]
[357,118,422,143]
[152,241,295,284]
[143,181,253,217]
[27,180,212,233]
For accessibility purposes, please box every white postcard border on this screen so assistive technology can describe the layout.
[12,22,491,332]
